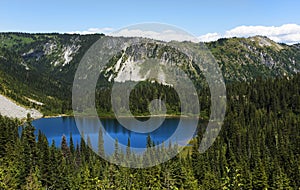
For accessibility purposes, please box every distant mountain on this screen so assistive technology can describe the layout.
[206,36,300,82]
[102,36,300,84]
[0,32,299,116]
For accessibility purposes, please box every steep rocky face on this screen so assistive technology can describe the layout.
[103,42,200,84]
[19,35,81,72]
[40,37,81,67]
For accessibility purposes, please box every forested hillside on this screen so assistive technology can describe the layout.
[0,73,299,189]
[0,33,300,116]
[0,33,103,115]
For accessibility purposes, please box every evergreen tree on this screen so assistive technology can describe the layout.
[98,127,105,157]
[22,167,42,190]
[61,135,71,161]
[69,132,75,156]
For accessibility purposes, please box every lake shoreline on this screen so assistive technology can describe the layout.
[42,114,202,120]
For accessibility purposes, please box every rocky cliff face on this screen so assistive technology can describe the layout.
[103,42,200,84]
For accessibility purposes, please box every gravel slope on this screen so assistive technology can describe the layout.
[0,94,43,119]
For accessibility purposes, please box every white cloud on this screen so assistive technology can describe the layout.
[197,32,222,42]
[68,27,114,35]
[110,29,199,42]
[68,24,199,42]
[198,24,300,44]
[69,24,300,44]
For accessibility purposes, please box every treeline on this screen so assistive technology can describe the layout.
[0,74,299,189]
[95,81,210,117]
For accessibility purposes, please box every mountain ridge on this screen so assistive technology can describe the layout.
[0,32,299,117]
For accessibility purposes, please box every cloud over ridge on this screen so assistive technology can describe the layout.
[70,24,300,45]
[198,24,300,44]
[68,27,114,35]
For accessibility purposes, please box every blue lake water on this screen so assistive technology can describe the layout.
[21,116,199,155]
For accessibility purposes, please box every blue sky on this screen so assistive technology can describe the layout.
[1,0,300,43]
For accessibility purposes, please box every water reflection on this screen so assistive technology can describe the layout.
[21,116,198,155]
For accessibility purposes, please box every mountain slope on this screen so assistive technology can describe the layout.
[0,33,103,115]
[0,33,299,117]
[207,36,300,82]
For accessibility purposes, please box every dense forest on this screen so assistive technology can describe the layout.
[0,73,299,189]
